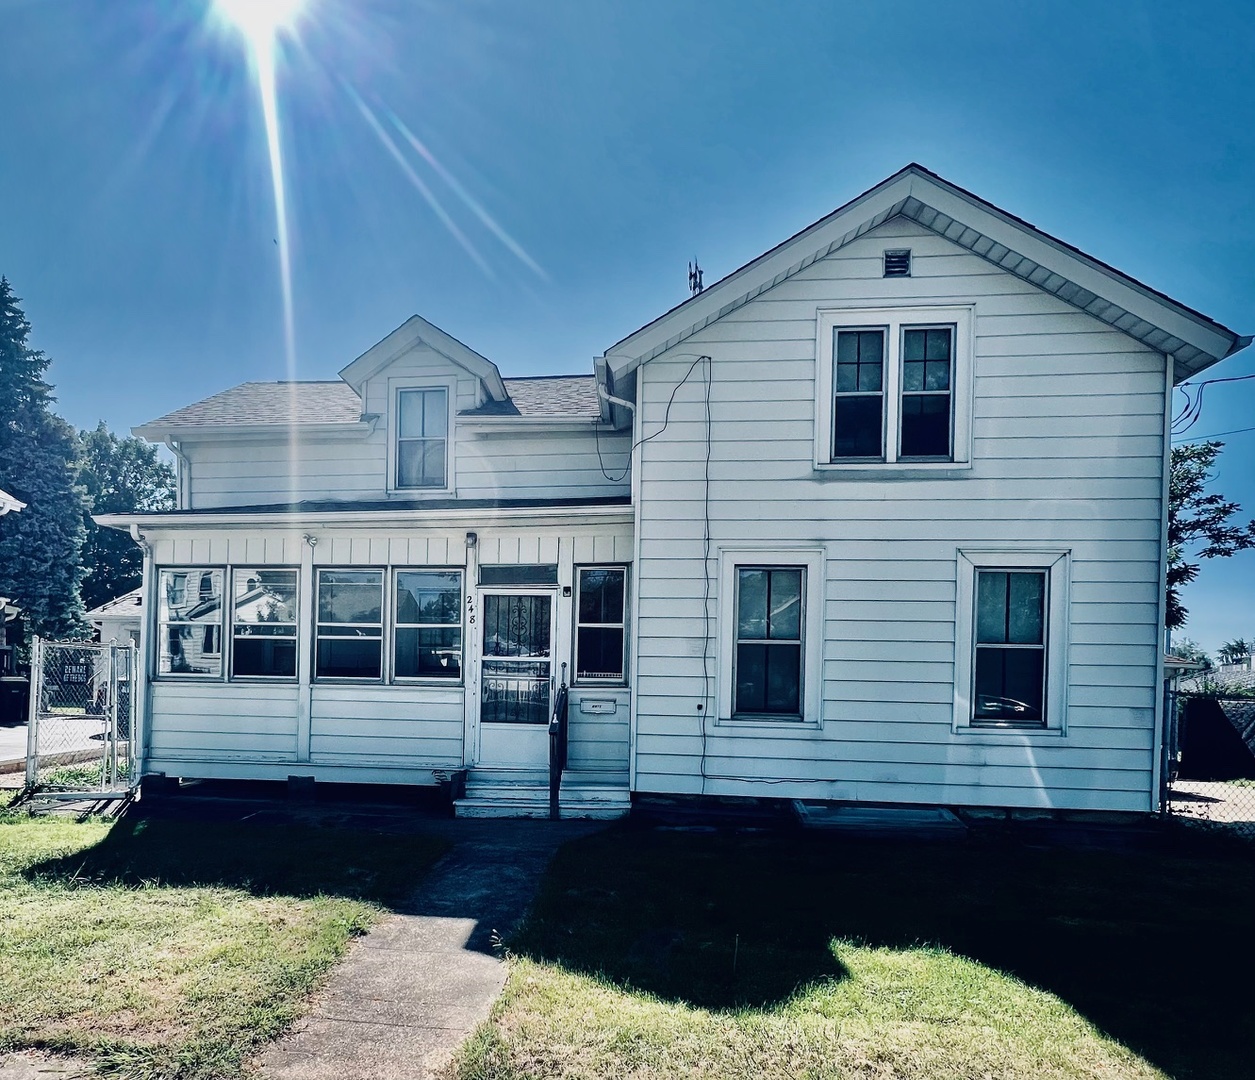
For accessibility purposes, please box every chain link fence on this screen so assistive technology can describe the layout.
[1164,680,1255,836]
[25,638,136,795]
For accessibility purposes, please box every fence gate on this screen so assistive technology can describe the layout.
[25,637,137,797]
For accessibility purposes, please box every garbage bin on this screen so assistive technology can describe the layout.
[0,677,30,724]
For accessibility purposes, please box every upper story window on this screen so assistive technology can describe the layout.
[816,306,972,472]
[396,387,448,489]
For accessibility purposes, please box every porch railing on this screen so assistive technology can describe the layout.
[549,664,569,821]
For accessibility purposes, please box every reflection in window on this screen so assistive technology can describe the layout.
[316,570,383,679]
[576,567,626,681]
[734,567,803,718]
[973,570,1047,727]
[232,568,298,678]
[158,568,223,676]
[394,570,462,679]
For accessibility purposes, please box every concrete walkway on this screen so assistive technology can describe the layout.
[254,818,596,1080]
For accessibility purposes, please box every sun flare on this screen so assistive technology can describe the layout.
[215,0,306,51]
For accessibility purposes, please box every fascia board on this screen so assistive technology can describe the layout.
[913,181,1240,363]
[339,315,508,400]
[132,421,373,442]
[95,504,634,531]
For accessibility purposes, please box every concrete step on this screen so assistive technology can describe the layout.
[456,767,630,819]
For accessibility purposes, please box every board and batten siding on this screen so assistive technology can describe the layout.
[142,519,634,783]
[631,217,1166,812]
[180,344,630,509]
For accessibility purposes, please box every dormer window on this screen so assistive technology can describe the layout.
[396,387,448,489]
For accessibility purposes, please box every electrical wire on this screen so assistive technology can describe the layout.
[1173,424,1255,444]
[594,353,711,483]
[1172,371,1255,436]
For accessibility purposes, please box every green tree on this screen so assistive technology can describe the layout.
[1168,441,1255,630]
[1172,637,1213,669]
[1219,638,1252,665]
[77,423,176,611]
[0,278,86,639]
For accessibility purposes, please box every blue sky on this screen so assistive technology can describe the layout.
[3,0,1253,653]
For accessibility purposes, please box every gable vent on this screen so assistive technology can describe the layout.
[883,249,912,277]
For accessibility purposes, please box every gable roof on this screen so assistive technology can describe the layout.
[134,382,363,439]
[338,314,508,401]
[84,587,143,622]
[0,487,24,515]
[602,164,1250,384]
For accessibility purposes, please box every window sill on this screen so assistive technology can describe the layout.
[391,677,465,687]
[386,487,456,499]
[716,715,823,731]
[953,724,1066,739]
[813,460,972,479]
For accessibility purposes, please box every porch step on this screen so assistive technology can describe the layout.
[454,768,630,820]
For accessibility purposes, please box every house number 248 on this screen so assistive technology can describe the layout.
[466,594,475,626]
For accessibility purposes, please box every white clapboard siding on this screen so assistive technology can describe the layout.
[566,687,631,770]
[309,684,464,766]
[631,216,1166,812]
[148,682,300,760]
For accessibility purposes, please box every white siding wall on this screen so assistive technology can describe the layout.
[632,218,1165,812]
[182,345,630,508]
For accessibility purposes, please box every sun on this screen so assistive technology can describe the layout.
[215,0,306,51]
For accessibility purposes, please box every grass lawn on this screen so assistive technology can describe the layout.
[451,823,1255,1080]
[0,805,447,1078]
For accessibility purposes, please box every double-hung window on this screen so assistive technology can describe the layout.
[316,570,384,679]
[955,550,1070,733]
[231,569,298,678]
[393,570,463,679]
[575,567,627,682]
[396,387,448,489]
[718,549,823,725]
[817,306,972,469]
[157,569,223,677]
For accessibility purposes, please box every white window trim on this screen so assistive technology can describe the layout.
[814,305,974,473]
[390,567,466,684]
[155,566,226,681]
[386,375,457,497]
[716,547,824,728]
[573,565,628,686]
[954,548,1070,736]
[314,567,386,683]
[228,566,300,682]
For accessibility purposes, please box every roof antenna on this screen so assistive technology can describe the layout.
[688,258,704,296]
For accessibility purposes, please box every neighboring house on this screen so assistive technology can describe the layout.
[99,164,1250,817]
[0,488,25,517]
[85,588,143,648]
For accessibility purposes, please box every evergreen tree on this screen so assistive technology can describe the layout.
[0,278,87,639]
[1168,440,1255,630]
[77,422,175,610]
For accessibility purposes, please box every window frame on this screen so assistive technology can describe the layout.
[953,549,1071,736]
[386,375,457,496]
[716,547,824,728]
[390,567,465,684]
[573,565,628,686]
[155,567,226,680]
[229,566,300,681]
[314,567,386,683]
[815,305,973,473]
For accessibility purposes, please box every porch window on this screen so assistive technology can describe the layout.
[157,568,223,677]
[733,567,803,718]
[231,568,298,679]
[396,387,448,489]
[393,570,463,680]
[315,569,383,679]
[575,567,626,682]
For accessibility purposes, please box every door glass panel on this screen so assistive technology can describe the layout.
[481,593,552,724]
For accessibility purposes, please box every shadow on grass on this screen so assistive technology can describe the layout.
[510,823,1255,1080]
[22,814,448,907]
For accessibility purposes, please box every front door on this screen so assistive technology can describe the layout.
[476,590,556,767]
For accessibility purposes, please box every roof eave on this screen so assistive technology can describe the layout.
[134,419,375,442]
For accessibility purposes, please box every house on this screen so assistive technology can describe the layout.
[98,165,1250,817]
[85,588,143,648]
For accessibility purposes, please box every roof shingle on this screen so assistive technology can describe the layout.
[141,382,363,430]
